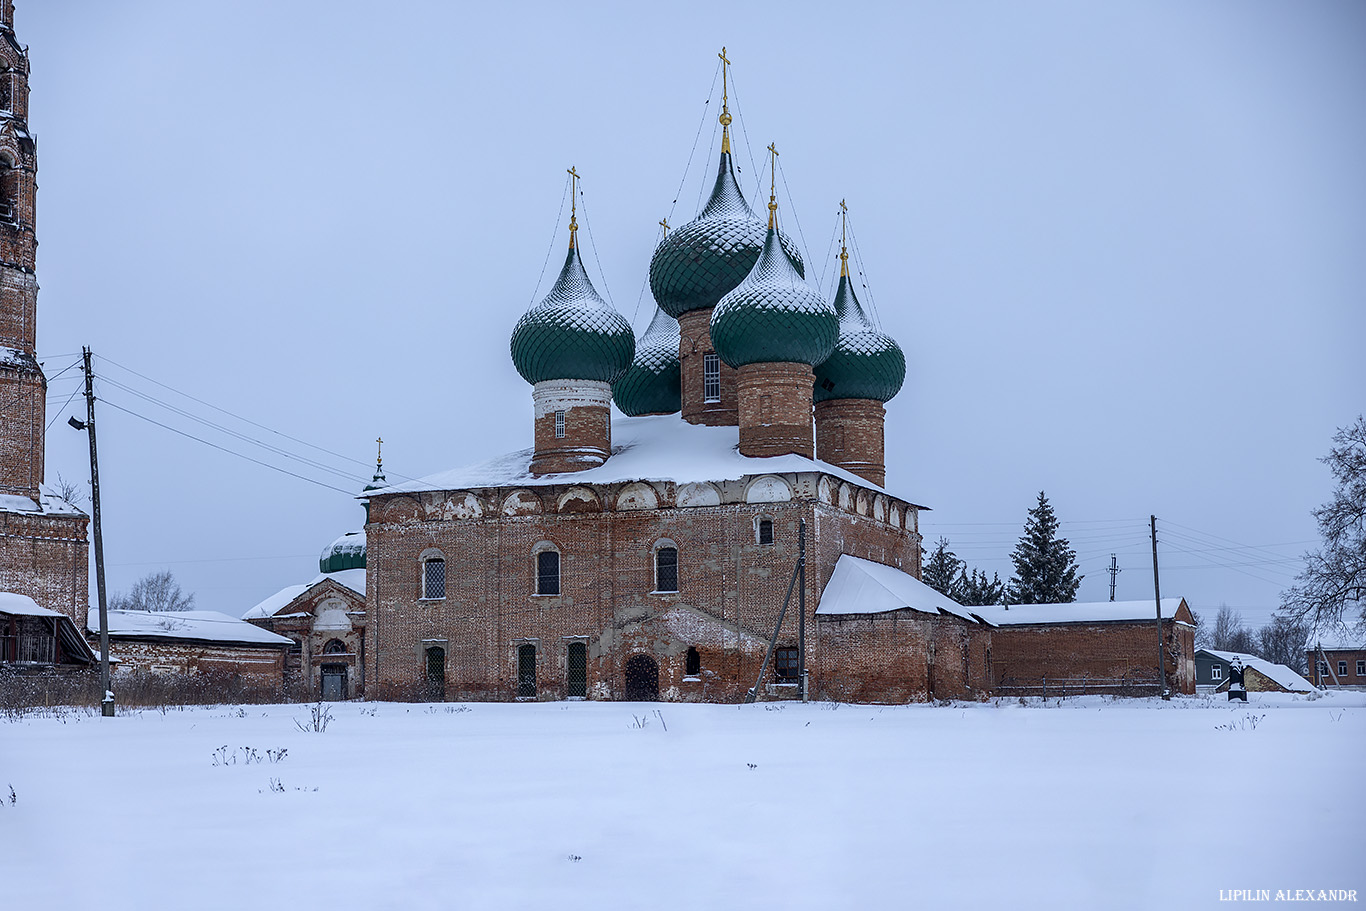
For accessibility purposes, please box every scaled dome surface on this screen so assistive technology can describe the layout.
[320,530,366,574]
[511,244,635,385]
[612,305,682,416]
[711,226,837,368]
[813,274,906,403]
[649,151,804,319]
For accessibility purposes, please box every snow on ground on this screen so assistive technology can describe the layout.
[3,692,1363,910]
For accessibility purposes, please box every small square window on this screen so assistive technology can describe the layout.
[775,648,799,681]
[554,410,566,439]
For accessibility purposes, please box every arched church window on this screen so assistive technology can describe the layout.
[0,152,17,226]
[422,556,446,600]
[536,549,560,595]
[654,544,678,593]
[323,639,347,655]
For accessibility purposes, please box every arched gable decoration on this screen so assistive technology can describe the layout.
[557,486,602,513]
[501,489,542,516]
[745,476,792,504]
[616,482,660,511]
[676,482,721,507]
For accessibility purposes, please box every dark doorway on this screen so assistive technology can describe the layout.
[623,654,659,701]
[517,643,537,698]
[566,642,587,698]
[426,646,446,700]
[321,664,347,701]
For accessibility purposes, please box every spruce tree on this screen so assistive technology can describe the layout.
[1007,491,1083,604]
[956,567,1006,606]
[922,537,965,597]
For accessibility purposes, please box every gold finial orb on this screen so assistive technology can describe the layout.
[719,111,732,126]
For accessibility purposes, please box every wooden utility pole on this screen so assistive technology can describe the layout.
[1150,515,1167,699]
[76,347,113,716]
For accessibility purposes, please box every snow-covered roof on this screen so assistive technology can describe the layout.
[88,610,292,647]
[972,598,1187,626]
[0,483,86,517]
[816,555,981,623]
[1204,649,1316,693]
[240,569,365,620]
[369,414,926,507]
[0,591,65,617]
[1306,619,1366,651]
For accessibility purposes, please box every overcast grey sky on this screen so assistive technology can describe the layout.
[20,1,1365,628]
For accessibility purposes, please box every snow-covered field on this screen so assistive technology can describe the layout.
[4,692,1362,910]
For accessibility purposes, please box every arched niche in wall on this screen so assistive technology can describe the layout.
[616,482,660,511]
[889,502,903,529]
[446,491,485,520]
[838,483,854,512]
[817,476,836,505]
[501,489,542,516]
[381,496,421,523]
[745,476,792,504]
[676,481,721,508]
[855,490,871,517]
[873,495,888,523]
[557,486,602,514]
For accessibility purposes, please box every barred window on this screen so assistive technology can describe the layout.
[655,546,678,593]
[537,550,560,595]
[555,410,566,439]
[775,648,799,681]
[703,354,720,402]
[422,557,446,600]
[323,639,347,655]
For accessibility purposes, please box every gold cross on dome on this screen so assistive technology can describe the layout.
[375,437,383,469]
[567,166,581,247]
[766,143,780,228]
[659,217,670,234]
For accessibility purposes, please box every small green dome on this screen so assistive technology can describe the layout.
[612,305,681,416]
[711,226,838,368]
[813,275,906,403]
[648,151,804,319]
[320,530,366,573]
[511,245,635,385]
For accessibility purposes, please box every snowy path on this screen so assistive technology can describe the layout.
[3,693,1362,910]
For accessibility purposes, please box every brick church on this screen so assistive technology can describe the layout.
[356,69,1007,704]
[0,0,90,630]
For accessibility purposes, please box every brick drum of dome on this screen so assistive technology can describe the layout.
[814,398,888,487]
[736,362,818,459]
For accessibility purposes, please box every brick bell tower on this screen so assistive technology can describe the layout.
[0,1,91,625]
[0,0,43,500]
[509,168,634,475]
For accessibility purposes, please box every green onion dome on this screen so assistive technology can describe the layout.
[813,274,906,403]
[648,151,804,319]
[612,304,681,416]
[320,530,365,573]
[711,226,838,368]
[510,243,635,385]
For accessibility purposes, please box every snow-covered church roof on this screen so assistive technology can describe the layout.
[242,569,365,620]
[370,414,925,506]
[88,609,292,647]
[971,598,1190,626]
[816,555,982,623]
